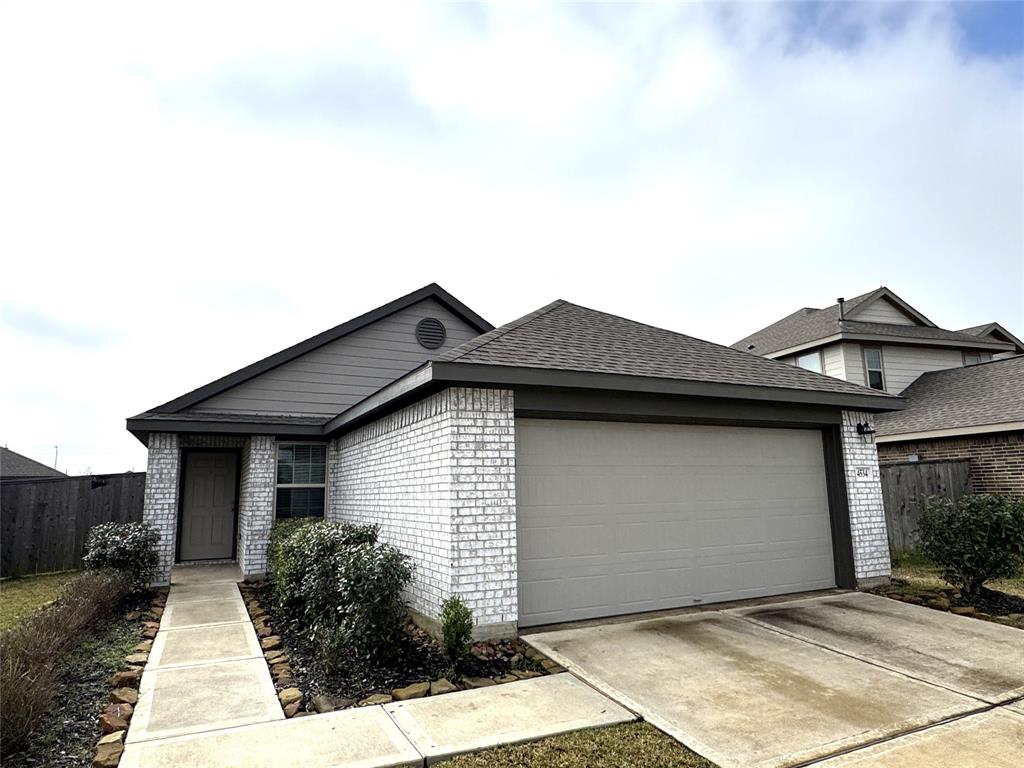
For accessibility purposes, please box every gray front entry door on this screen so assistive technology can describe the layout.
[180,451,237,561]
[516,419,836,627]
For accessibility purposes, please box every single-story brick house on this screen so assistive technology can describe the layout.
[128,284,903,637]
[876,355,1024,496]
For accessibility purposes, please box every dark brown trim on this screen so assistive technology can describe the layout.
[175,448,242,564]
[513,386,843,427]
[821,427,856,589]
[148,283,492,414]
[126,419,324,446]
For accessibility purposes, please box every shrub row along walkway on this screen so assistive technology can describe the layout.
[121,564,634,768]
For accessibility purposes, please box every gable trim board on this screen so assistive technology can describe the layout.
[148,283,493,415]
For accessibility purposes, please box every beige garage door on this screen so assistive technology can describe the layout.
[516,419,836,627]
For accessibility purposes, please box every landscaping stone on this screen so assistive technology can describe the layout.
[142,627,158,640]
[359,693,393,706]
[99,730,125,745]
[393,682,430,700]
[512,669,542,680]
[952,606,977,616]
[99,712,129,734]
[133,640,153,652]
[283,702,301,718]
[899,595,923,605]
[151,606,164,617]
[463,676,497,689]
[111,687,139,705]
[110,668,143,688]
[311,693,355,713]
[143,621,161,631]
[525,647,546,662]
[94,740,124,768]
[430,678,458,696]
[270,663,291,676]
[105,702,134,720]
[256,625,272,638]
[260,635,282,651]
[495,674,519,684]
[264,651,286,665]
[278,687,303,707]
[125,611,142,621]
[541,659,566,673]
[125,652,149,665]
[926,596,951,611]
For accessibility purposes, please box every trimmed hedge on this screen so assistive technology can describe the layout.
[917,493,1024,595]
[83,522,160,592]
[268,519,411,663]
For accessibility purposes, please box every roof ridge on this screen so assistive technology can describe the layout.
[440,300,567,362]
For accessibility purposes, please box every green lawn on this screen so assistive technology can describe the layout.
[890,552,1024,598]
[440,723,717,768]
[0,571,78,631]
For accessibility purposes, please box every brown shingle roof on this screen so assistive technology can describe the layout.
[875,356,1024,436]
[440,300,897,401]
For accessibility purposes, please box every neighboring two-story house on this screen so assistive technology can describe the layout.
[734,287,1024,495]
[731,286,1022,394]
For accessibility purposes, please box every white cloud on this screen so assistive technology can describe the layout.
[0,1,1020,474]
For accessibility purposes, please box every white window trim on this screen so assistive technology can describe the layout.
[962,351,982,366]
[274,441,329,519]
[795,349,824,374]
[862,346,886,391]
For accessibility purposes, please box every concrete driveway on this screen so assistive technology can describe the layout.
[526,591,1024,768]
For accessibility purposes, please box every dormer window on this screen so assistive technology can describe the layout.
[795,350,823,374]
[863,348,886,390]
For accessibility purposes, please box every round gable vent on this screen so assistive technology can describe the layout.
[415,317,447,350]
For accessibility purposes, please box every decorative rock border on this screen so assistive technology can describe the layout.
[237,582,562,718]
[879,586,1024,629]
[93,588,167,768]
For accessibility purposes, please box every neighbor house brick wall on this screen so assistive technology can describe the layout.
[329,387,517,636]
[237,435,276,577]
[877,431,1024,497]
[840,411,891,583]
[141,432,180,586]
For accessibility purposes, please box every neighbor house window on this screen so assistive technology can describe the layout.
[962,352,982,366]
[795,350,823,374]
[275,443,327,518]
[863,347,886,390]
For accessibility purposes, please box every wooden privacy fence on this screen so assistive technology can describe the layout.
[1,472,146,577]
[880,459,970,554]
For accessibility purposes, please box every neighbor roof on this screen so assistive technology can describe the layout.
[732,286,1014,357]
[1,447,67,480]
[957,322,1024,354]
[875,356,1024,439]
[144,283,493,415]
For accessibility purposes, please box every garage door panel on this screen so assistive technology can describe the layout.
[517,420,836,627]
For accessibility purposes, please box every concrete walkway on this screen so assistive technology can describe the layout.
[121,564,633,768]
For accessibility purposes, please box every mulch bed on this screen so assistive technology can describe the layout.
[955,586,1024,616]
[3,593,150,768]
[247,581,551,711]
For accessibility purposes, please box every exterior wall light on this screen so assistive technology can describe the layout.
[856,422,876,443]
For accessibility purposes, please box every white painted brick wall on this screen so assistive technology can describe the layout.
[237,435,276,577]
[330,387,517,632]
[840,410,891,582]
[141,432,180,586]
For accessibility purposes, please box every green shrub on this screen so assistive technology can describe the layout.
[0,571,129,752]
[269,519,411,662]
[917,494,1024,596]
[440,595,474,667]
[83,521,160,591]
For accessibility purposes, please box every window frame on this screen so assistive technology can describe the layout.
[962,351,982,366]
[794,349,824,374]
[862,346,886,391]
[274,441,329,519]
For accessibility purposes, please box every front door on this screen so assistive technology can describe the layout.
[180,451,237,561]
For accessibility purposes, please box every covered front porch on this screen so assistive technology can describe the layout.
[141,433,286,585]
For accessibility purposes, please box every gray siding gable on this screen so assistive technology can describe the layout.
[188,298,481,417]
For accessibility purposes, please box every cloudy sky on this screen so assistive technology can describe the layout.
[1,1,1021,475]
